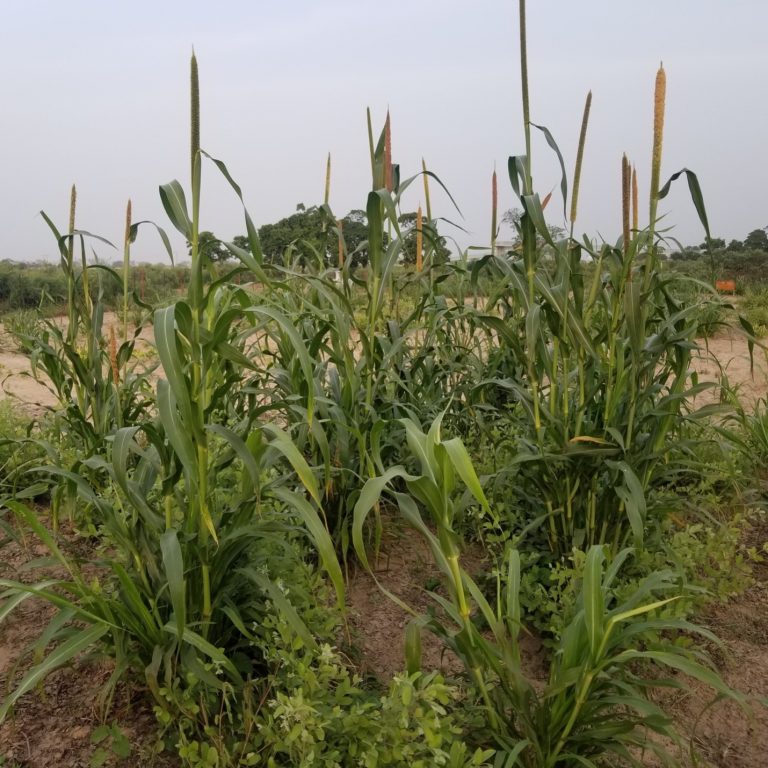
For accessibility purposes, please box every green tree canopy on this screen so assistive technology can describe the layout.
[744,228,768,251]
[698,237,725,250]
[337,209,370,267]
[257,205,330,265]
[232,206,454,269]
[187,231,231,262]
[501,207,566,250]
[398,212,452,266]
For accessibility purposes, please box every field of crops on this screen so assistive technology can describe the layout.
[0,3,767,766]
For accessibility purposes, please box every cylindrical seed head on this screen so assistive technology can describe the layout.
[421,158,432,221]
[384,111,392,193]
[570,90,592,224]
[124,199,132,247]
[649,64,666,218]
[622,154,631,257]
[324,152,331,206]
[190,51,200,178]
[69,184,77,235]
[631,166,638,232]
[491,170,498,252]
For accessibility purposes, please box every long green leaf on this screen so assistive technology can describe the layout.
[160,530,186,641]
[583,546,605,659]
[269,486,344,608]
[159,180,192,239]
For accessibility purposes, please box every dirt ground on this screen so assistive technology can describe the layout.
[0,325,766,766]
[0,525,173,767]
[690,333,768,407]
[346,521,547,683]
[648,517,768,768]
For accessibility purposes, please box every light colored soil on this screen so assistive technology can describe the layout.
[0,312,155,417]
[690,333,768,407]
[0,350,58,414]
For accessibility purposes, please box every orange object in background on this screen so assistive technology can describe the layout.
[715,279,736,294]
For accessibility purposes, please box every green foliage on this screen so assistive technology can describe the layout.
[472,228,728,559]
[188,231,231,263]
[398,211,451,266]
[0,57,342,747]
[0,261,68,309]
[0,401,43,495]
[3,309,43,351]
[669,245,768,291]
[355,419,751,767]
[512,511,753,639]
[0,260,188,315]
[11,285,153,456]
[90,723,131,767]
[739,287,768,336]
[470,419,755,637]
[256,205,332,265]
[253,205,385,268]
[744,227,768,251]
[167,610,493,768]
[253,643,492,767]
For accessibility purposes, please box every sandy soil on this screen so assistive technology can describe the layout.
[690,333,768,407]
[1,320,765,416]
[648,517,768,768]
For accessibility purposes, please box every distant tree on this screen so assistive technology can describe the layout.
[187,231,231,262]
[721,248,768,283]
[338,209,370,266]
[699,237,725,250]
[501,207,565,250]
[744,228,768,251]
[727,239,744,252]
[257,205,330,265]
[240,205,455,269]
[231,235,251,252]
[670,247,700,261]
[398,211,451,265]
[238,206,362,267]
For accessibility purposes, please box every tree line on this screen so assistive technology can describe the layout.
[192,205,451,267]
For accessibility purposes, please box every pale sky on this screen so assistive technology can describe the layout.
[1,1,766,264]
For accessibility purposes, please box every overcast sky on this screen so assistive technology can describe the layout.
[1,1,766,264]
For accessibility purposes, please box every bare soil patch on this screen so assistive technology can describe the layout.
[690,332,768,407]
